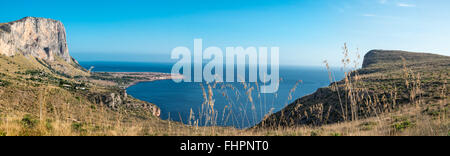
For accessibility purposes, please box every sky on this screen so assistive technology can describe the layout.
[1,0,450,66]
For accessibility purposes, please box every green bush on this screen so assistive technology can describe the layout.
[393,120,414,131]
[310,131,320,136]
[360,121,377,131]
[330,132,342,136]
[21,114,38,128]
[0,79,11,87]
[45,119,53,130]
[72,122,87,133]
[0,130,6,136]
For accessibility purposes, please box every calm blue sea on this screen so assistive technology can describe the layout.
[80,61,344,128]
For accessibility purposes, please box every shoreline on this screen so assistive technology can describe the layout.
[98,72,183,112]
[95,72,182,89]
[121,73,177,88]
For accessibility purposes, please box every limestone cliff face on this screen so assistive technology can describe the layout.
[0,17,72,63]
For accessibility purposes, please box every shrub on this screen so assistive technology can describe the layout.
[310,131,320,136]
[360,121,377,131]
[0,79,11,87]
[393,120,415,131]
[330,132,342,136]
[21,114,38,128]
[45,119,53,130]
[0,130,6,136]
[72,122,87,133]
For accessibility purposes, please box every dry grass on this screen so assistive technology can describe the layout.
[1,101,447,136]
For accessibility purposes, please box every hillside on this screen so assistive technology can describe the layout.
[257,50,449,130]
[0,17,168,135]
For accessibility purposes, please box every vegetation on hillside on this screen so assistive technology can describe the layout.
[0,54,163,136]
[0,44,448,136]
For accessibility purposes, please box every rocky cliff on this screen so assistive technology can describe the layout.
[0,17,72,63]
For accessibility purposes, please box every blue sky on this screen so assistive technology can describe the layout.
[1,0,450,66]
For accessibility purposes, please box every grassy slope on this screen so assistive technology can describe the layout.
[0,54,168,135]
[0,50,448,136]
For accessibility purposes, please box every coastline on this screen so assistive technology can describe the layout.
[95,72,182,88]
[121,72,176,88]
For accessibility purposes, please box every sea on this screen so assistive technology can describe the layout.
[79,61,344,129]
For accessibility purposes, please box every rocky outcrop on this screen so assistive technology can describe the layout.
[89,90,161,117]
[0,17,72,63]
[89,91,125,109]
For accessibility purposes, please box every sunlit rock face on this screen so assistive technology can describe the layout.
[0,17,71,63]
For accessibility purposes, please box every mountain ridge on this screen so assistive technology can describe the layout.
[362,50,449,68]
